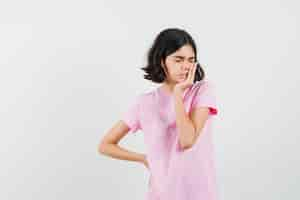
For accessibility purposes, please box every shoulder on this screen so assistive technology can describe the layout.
[187,79,215,95]
[130,88,156,105]
[139,87,157,99]
[194,79,216,89]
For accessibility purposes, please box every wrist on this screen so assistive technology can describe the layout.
[173,91,183,101]
[139,154,146,163]
[173,87,183,96]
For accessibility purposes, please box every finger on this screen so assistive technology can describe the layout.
[186,66,193,83]
[187,63,196,83]
[191,63,197,81]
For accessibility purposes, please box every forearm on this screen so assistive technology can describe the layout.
[100,143,145,163]
[173,91,196,149]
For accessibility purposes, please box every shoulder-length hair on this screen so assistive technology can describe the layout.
[141,28,205,83]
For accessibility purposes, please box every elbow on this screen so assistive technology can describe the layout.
[182,143,194,151]
[178,127,198,151]
[179,140,194,151]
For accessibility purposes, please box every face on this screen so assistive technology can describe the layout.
[161,44,196,84]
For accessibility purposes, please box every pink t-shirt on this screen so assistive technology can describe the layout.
[122,79,219,200]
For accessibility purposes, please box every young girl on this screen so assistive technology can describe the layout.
[99,28,219,200]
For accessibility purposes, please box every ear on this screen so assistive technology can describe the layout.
[160,59,165,68]
[160,59,167,74]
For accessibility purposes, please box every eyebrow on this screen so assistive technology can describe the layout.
[172,56,195,59]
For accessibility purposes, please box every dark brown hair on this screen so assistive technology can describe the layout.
[141,28,205,83]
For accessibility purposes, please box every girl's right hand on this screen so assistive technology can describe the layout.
[141,154,149,170]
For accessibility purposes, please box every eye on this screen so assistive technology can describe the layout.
[175,60,182,63]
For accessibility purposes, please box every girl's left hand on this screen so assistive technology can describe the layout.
[141,154,149,170]
[174,62,197,94]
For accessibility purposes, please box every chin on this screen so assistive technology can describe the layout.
[177,77,186,82]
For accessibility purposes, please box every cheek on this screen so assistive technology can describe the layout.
[168,68,179,77]
[166,62,180,74]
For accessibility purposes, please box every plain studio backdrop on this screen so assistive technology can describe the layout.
[0,0,299,200]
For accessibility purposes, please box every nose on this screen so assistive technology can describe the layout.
[181,62,192,72]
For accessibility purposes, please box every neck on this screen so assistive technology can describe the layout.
[161,81,176,93]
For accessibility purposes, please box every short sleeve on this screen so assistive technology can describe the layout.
[191,80,218,115]
[121,95,142,133]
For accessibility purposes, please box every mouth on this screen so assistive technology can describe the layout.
[178,74,187,77]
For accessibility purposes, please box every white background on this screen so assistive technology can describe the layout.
[1,0,299,200]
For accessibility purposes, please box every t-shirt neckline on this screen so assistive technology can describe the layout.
[157,85,192,98]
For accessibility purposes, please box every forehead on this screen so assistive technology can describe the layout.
[170,45,195,58]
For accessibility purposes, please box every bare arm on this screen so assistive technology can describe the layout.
[98,120,148,168]
[173,90,210,151]
[173,91,196,150]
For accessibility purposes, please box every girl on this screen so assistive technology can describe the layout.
[99,28,219,200]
